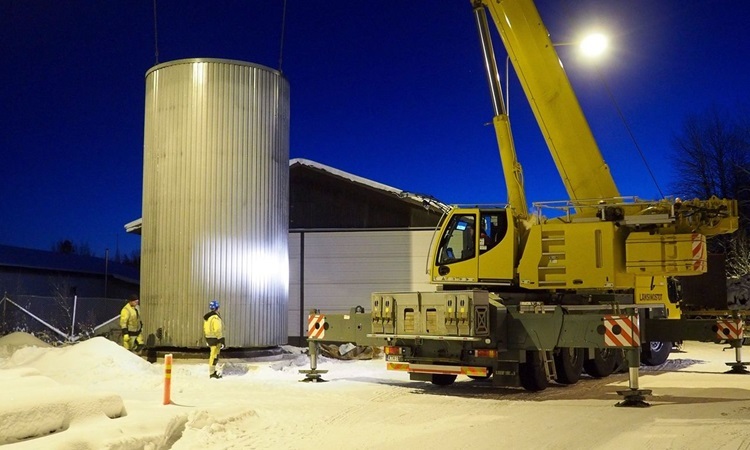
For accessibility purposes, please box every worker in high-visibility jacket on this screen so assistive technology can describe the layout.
[203,299,225,379]
[120,294,144,352]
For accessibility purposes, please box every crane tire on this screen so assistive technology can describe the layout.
[583,348,618,378]
[641,341,671,366]
[554,347,584,384]
[519,350,548,392]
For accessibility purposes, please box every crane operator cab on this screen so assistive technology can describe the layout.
[432,207,518,287]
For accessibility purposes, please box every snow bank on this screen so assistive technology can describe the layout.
[0,366,124,445]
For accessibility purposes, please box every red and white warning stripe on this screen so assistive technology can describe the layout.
[692,233,706,272]
[603,314,640,347]
[307,314,326,340]
[715,319,744,340]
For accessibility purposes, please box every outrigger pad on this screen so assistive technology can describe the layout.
[299,369,329,383]
[615,389,652,408]
[724,362,750,374]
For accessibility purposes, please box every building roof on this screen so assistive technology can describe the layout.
[289,158,448,212]
[0,244,140,284]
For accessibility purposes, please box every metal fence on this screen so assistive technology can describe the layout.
[0,294,124,343]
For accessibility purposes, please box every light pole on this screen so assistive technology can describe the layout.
[104,248,109,299]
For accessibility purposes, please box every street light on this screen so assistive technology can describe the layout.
[579,33,608,58]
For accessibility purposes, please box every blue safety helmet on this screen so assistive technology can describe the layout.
[209,300,220,311]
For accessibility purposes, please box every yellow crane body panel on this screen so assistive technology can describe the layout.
[625,232,707,276]
[517,221,630,290]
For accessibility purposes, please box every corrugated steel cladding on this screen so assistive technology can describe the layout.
[287,230,436,338]
[290,168,442,228]
[141,59,289,348]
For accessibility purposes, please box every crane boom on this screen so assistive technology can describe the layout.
[473,7,528,218]
[477,0,619,209]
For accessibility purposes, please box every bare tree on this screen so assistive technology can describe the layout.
[726,231,750,278]
[671,106,750,274]
[52,239,77,254]
[120,249,141,270]
[49,277,75,333]
[51,239,95,257]
[77,242,94,257]
[671,107,750,207]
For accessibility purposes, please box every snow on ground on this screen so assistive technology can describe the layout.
[2,332,750,449]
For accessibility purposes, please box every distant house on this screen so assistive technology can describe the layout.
[0,245,140,335]
[0,245,139,299]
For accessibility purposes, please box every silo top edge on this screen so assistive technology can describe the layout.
[145,58,284,78]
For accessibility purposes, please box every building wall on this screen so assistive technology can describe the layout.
[680,254,728,310]
[0,268,137,300]
[0,267,138,337]
[288,229,436,340]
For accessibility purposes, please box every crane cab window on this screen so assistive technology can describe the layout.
[479,211,508,254]
[436,214,476,264]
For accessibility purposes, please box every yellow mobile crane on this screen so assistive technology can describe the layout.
[437,1,737,290]
[427,0,737,365]
[303,0,741,397]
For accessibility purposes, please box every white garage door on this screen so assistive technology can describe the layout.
[288,229,436,339]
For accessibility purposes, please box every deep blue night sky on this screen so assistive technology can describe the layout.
[2,1,749,257]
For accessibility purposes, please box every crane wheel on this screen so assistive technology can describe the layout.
[519,350,548,392]
[641,341,671,366]
[583,348,617,378]
[554,347,584,384]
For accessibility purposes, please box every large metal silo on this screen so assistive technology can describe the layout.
[141,59,289,348]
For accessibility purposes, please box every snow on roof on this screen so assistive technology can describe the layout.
[290,158,448,212]
[290,158,404,196]
[124,218,142,233]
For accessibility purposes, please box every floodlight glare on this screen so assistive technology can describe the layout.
[579,33,608,58]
